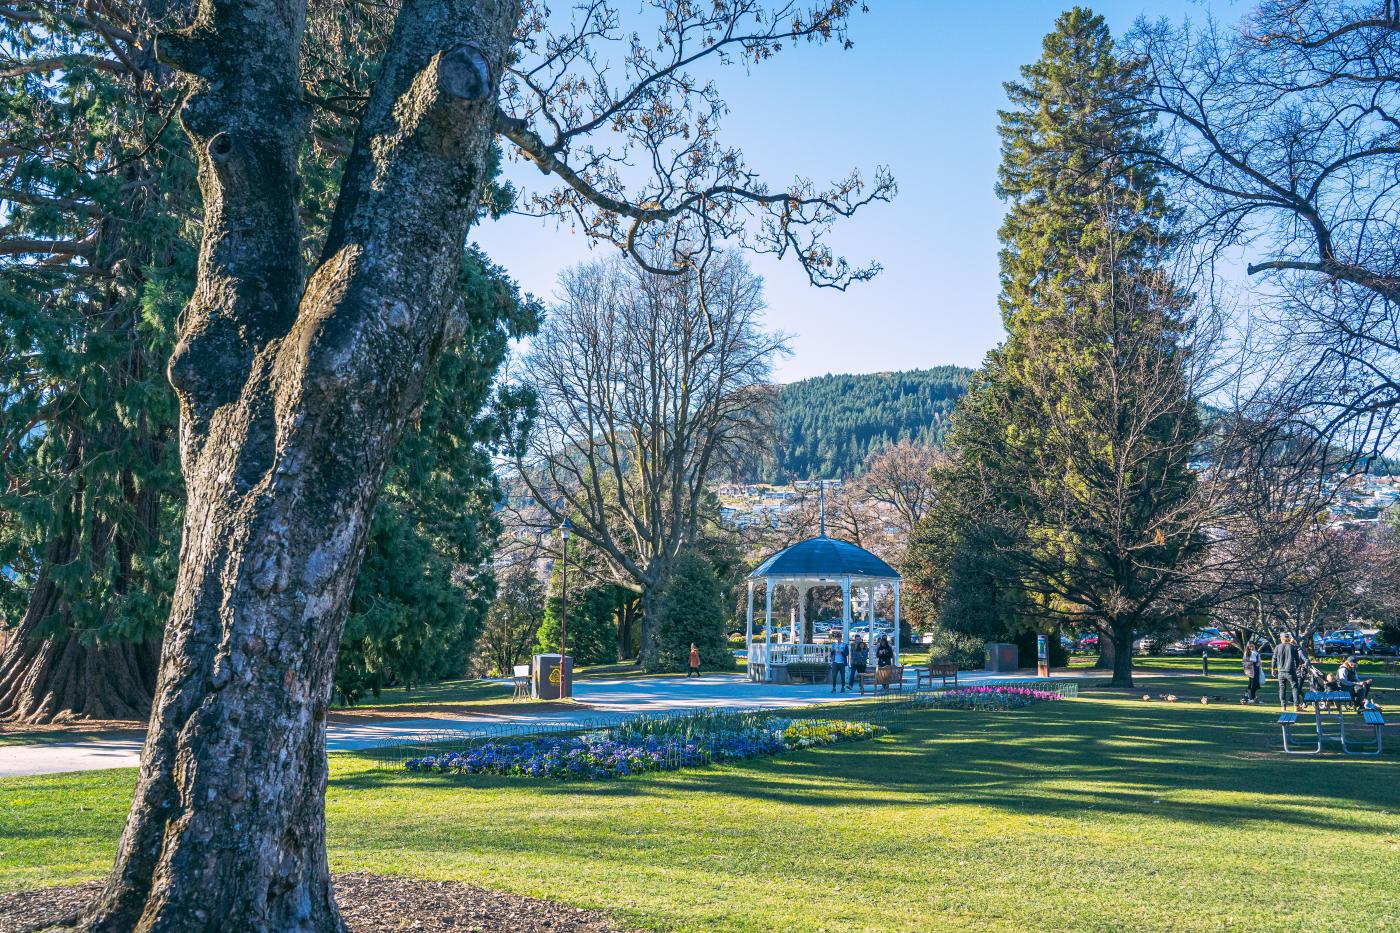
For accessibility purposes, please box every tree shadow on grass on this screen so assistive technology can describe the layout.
[335,696,1399,835]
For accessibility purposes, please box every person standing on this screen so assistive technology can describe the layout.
[876,635,895,691]
[1242,641,1262,704]
[849,636,869,690]
[687,643,701,678]
[829,637,849,693]
[1272,632,1304,710]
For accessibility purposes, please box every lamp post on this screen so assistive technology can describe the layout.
[559,517,573,699]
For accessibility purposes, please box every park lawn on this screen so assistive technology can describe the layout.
[2,683,1397,932]
[333,677,512,709]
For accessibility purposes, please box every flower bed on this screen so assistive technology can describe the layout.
[404,716,885,781]
[920,685,1064,710]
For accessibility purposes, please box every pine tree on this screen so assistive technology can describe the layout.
[912,8,1204,688]
[655,550,734,672]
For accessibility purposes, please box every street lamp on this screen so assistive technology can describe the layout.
[558,517,573,699]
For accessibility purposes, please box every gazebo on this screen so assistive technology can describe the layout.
[744,533,902,683]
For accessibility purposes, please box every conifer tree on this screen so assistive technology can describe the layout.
[912,8,1204,688]
[655,550,733,672]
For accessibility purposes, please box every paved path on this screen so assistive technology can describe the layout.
[0,669,1130,777]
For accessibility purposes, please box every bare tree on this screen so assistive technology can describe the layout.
[858,441,944,540]
[1133,2,1400,462]
[515,253,784,667]
[42,1,889,929]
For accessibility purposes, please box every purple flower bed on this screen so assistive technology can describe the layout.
[404,718,884,781]
[922,685,1063,710]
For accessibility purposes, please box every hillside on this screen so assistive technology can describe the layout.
[755,367,973,481]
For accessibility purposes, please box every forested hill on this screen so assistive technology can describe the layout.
[757,367,973,481]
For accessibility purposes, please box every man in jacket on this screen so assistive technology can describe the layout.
[1272,633,1305,710]
[1337,656,1373,710]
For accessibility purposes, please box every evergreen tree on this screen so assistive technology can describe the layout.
[0,8,534,721]
[476,564,546,677]
[335,249,538,702]
[910,8,1204,688]
[0,7,194,720]
[655,550,734,672]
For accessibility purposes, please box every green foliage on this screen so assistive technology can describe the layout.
[757,368,971,480]
[477,565,546,677]
[336,248,541,702]
[0,12,194,642]
[906,9,1204,673]
[534,580,632,668]
[1,11,536,709]
[655,551,734,672]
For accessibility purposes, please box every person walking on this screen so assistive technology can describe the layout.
[1272,632,1305,710]
[829,637,849,693]
[876,635,895,691]
[848,636,868,690]
[687,643,701,678]
[1242,641,1263,704]
[1337,656,1374,710]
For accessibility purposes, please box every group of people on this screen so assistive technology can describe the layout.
[1251,633,1377,711]
[828,634,895,692]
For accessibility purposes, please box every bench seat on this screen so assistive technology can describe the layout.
[1362,709,1386,727]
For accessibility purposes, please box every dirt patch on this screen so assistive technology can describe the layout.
[0,873,633,933]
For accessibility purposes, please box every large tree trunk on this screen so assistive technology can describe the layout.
[0,589,159,723]
[639,580,664,670]
[1094,629,1115,670]
[1107,623,1134,688]
[79,2,518,930]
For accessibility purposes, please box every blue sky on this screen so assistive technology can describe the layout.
[477,0,1232,382]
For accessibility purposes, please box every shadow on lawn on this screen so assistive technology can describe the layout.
[337,695,1398,834]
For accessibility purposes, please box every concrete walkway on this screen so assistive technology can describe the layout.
[0,669,1124,777]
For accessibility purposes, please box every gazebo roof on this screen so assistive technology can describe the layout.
[748,535,901,582]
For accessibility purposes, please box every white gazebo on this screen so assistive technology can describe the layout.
[745,533,902,683]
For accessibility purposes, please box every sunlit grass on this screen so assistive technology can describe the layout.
[3,686,1397,931]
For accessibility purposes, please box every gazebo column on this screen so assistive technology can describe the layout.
[893,581,902,665]
[841,579,851,642]
[764,579,774,682]
[788,592,797,643]
[797,584,808,643]
[866,582,876,638]
[745,581,755,681]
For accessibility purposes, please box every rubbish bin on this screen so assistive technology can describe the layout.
[985,642,1018,673]
[532,653,574,700]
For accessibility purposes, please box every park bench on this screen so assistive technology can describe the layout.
[511,665,531,701]
[1343,708,1386,756]
[858,665,904,695]
[915,662,959,691]
[1279,691,1362,754]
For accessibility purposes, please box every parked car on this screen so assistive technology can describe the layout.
[1320,629,1365,656]
[1355,629,1398,656]
[1076,633,1099,651]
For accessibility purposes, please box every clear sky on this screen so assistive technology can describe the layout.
[475,0,1230,382]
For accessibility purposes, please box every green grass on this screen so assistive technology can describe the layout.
[3,680,1398,931]
[334,678,512,709]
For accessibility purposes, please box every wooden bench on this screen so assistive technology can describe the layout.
[858,665,904,694]
[915,662,958,691]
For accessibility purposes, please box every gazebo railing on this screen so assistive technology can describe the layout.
[749,643,832,666]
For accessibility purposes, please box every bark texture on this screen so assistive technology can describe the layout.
[79,1,519,930]
[0,576,160,723]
